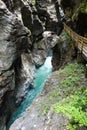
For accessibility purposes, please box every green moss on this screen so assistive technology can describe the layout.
[72,0,87,21]
[37,39,45,49]
[63,31,73,48]
[39,103,50,116]
[43,105,50,115]
[50,90,59,98]
[59,63,84,88]
[54,86,87,130]
[28,0,35,5]
[80,1,87,13]
[58,62,84,78]
[32,0,35,5]
[60,75,80,87]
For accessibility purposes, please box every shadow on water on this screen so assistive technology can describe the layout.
[7,56,52,130]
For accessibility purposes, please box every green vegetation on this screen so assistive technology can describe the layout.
[40,90,59,116]
[53,63,87,130]
[63,31,73,48]
[38,62,87,130]
[28,0,35,5]
[72,0,87,21]
[42,103,50,115]
[59,63,84,88]
[54,86,87,130]
[31,0,35,5]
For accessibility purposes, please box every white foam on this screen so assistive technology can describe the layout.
[44,57,52,69]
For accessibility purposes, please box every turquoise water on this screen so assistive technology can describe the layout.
[7,56,52,130]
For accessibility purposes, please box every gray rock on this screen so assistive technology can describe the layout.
[33,31,59,67]
[36,0,59,32]
[0,0,34,129]
[52,31,73,71]
[33,49,46,67]
[15,53,35,104]
[21,2,44,37]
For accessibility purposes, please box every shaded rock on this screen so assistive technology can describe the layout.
[0,70,15,108]
[35,0,47,23]
[15,53,35,104]
[0,3,16,118]
[21,1,44,38]
[21,3,33,31]
[2,0,14,12]
[52,31,73,71]
[32,15,44,36]
[0,2,15,71]
[46,4,58,32]
[33,50,46,67]
[0,0,34,129]
[36,0,58,32]
[36,0,64,35]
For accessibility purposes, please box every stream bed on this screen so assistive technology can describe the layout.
[7,56,52,130]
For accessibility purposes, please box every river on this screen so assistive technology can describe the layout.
[7,56,52,130]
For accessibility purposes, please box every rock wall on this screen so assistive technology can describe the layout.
[0,0,35,129]
[52,31,73,71]
[36,0,59,32]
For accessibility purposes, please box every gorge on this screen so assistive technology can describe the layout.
[0,0,87,130]
[7,56,52,130]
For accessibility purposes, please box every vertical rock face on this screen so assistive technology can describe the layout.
[19,0,64,69]
[0,0,34,129]
[0,1,15,110]
[2,0,14,12]
[52,31,73,71]
[36,0,59,32]
[21,1,44,39]
[15,53,35,104]
[36,0,64,35]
